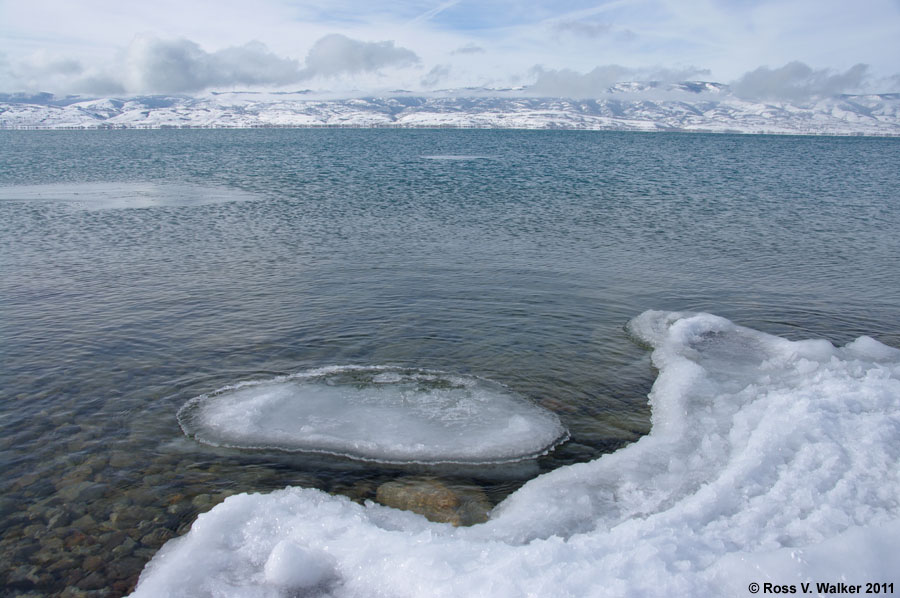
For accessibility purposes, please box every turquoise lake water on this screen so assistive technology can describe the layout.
[1,129,899,595]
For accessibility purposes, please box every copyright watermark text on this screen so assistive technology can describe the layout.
[748,582,894,594]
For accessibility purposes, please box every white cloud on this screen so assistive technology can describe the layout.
[0,34,421,95]
[526,64,710,98]
[23,52,84,77]
[421,64,451,88]
[301,34,419,78]
[0,50,123,95]
[123,36,305,94]
[123,37,213,94]
[211,42,307,87]
[642,66,711,83]
[0,53,12,90]
[528,65,629,97]
[888,74,900,93]
[408,0,462,25]
[551,20,613,38]
[732,62,869,101]
[451,43,486,55]
[70,75,126,95]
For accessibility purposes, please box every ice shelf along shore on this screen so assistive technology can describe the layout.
[129,311,900,598]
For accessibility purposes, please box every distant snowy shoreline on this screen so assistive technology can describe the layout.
[3,84,899,136]
[4,123,900,137]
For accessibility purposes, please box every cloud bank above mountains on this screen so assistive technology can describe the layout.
[1,0,898,100]
[1,34,421,95]
[0,33,888,102]
[732,62,870,102]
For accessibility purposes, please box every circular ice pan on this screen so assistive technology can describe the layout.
[178,366,568,464]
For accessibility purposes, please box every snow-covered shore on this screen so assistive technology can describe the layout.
[129,311,900,597]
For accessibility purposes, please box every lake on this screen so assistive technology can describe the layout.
[1,129,899,595]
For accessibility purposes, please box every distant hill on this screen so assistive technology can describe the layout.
[2,83,899,135]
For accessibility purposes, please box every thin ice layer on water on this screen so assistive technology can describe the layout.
[0,182,258,210]
[420,154,495,160]
[178,367,567,464]
[133,312,900,597]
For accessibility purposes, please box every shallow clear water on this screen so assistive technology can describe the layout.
[1,129,899,595]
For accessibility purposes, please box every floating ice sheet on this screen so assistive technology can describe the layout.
[0,182,259,210]
[134,313,900,597]
[178,366,568,464]
[420,154,495,160]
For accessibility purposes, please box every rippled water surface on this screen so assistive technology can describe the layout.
[1,129,899,595]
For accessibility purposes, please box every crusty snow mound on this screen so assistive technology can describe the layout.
[132,311,900,597]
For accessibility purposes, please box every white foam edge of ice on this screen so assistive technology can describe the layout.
[0,182,260,210]
[131,311,900,598]
[176,365,570,466]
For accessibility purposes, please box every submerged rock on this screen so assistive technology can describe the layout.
[140,527,175,548]
[375,477,491,526]
[331,480,377,504]
[0,496,20,518]
[56,481,107,503]
[76,571,107,591]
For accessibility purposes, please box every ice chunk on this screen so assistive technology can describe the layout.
[178,366,568,464]
[134,313,900,597]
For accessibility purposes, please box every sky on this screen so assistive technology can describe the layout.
[1,0,899,99]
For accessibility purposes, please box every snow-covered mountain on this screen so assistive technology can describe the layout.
[2,83,899,135]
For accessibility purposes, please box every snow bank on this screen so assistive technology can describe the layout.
[178,366,567,464]
[133,312,900,597]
